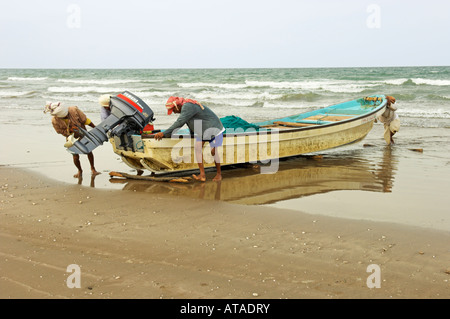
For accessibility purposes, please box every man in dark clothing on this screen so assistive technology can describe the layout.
[154,96,224,181]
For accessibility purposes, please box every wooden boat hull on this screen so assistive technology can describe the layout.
[110,95,387,173]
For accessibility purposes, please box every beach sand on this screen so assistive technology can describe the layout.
[0,114,449,300]
[1,166,449,299]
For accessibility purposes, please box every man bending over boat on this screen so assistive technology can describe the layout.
[44,102,100,178]
[154,97,225,182]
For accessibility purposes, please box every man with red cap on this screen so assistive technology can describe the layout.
[154,97,224,181]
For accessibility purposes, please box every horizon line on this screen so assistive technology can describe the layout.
[0,65,449,70]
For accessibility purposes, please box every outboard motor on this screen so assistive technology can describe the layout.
[67,91,154,155]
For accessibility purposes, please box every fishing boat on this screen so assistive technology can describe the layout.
[108,94,389,174]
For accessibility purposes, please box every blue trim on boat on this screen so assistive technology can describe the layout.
[153,95,387,138]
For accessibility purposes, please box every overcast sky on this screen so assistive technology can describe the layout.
[1,0,449,68]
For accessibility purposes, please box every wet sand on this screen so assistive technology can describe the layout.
[1,165,450,299]
[1,118,450,299]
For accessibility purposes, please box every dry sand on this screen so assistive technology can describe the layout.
[1,166,449,300]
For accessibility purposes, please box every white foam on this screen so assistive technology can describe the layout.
[399,108,450,119]
[0,90,34,97]
[47,86,125,93]
[40,94,98,102]
[57,79,141,85]
[245,80,375,93]
[262,102,317,109]
[131,91,175,98]
[177,82,248,89]
[7,77,48,81]
[246,80,306,89]
[177,79,377,93]
[369,78,450,86]
[412,78,450,86]
[382,78,410,85]
[192,91,283,101]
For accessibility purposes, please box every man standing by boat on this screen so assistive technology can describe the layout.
[376,95,400,145]
[154,96,224,182]
[44,102,100,178]
[98,94,112,121]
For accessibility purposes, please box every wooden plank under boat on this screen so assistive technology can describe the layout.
[109,95,388,174]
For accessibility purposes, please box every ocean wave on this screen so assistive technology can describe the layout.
[40,91,173,105]
[411,78,450,86]
[200,100,263,109]
[279,92,321,101]
[7,76,48,81]
[382,78,410,85]
[399,108,450,119]
[402,79,416,86]
[177,82,248,89]
[40,94,100,103]
[248,80,379,91]
[245,80,326,89]
[152,90,324,106]
[179,80,375,93]
[381,78,450,86]
[130,91,176,99]
[377,93,450,102]
[191,91,283,101]
[0,90,37,98]
[0,103,47,111]
[426,94,450,101]
[47,86,125,93]
[262,102,317,109]
[257,79,422,91]
[57,79,141,85]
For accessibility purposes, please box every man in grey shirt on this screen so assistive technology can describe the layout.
[154,96,225,181]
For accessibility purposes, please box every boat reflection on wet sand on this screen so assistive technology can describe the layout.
[110,146,397,206]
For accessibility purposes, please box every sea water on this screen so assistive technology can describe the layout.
[0,67,449,231]
[1,67,449,128]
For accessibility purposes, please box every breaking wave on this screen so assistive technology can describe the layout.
[57,79,141,85]
[47,86,125,93]
[0,90,37,98]
[7,77,48,81]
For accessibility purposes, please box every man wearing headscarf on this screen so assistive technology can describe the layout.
[44,102,100,178]
[376,96,400,145]
[154,96,224,181]
[98,94,112,121]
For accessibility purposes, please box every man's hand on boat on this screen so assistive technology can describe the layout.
[154,132,164,141]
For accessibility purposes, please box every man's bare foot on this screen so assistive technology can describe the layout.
[192,174,206,182]
[74,171,82,178]
[91,170,101,176]
[212,174,222,182]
